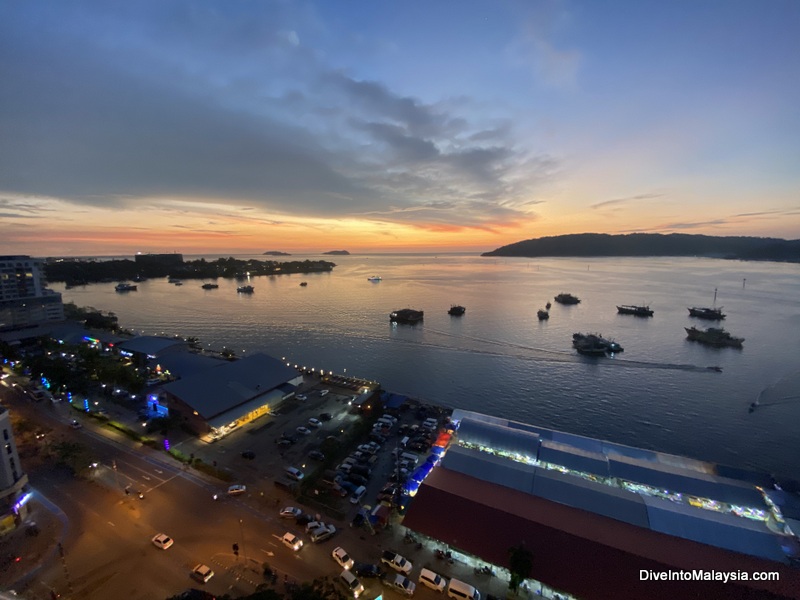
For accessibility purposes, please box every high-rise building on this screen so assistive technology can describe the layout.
[0,255,65,331]
[0,406,30,533]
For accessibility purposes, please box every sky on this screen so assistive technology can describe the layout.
[1,0,799,256]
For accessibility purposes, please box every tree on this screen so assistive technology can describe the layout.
[508,543,533,594]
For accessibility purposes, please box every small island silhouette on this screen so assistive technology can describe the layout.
[323,250,350,255]
[262,251,291,256]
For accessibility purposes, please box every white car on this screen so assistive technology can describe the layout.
[332,546,355,570]
[308,418,322,428]
[296,426,312,436]
[227,484,247,496]
[280,506,302,519]
[282,532,303,551]
[151,533,173,550]
[310,524,336,543]
[296,394,308,401]
[387,574,416,596]
[70,420,82,429]
[285,467,304,481]
[191,564,214,583]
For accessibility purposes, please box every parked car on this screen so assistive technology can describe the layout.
[386,573,416,596]
[310,524,336,543]
[296,426,312,436]
[295,513,314,525]
[354,562,383,578]
[308,418,322,428]
[308,450,326,461]
[241,450,256,459]
[346,474,368,487]
[319,412,333,421]
[285,467,305,481]
[296,394,307,401]
[339,569,365,599]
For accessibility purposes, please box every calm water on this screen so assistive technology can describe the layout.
[55,255,800,479]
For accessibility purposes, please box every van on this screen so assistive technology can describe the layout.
[377,417,395,428]
[400,436,410,448]
[381,414,398,424]
[399,452,419,465]
[350,485,367,504]
[447,579,480,600]
[419,568,447,593]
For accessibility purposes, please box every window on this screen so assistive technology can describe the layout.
[3,429,8,441]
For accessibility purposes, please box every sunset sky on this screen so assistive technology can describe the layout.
[1,0,799,256]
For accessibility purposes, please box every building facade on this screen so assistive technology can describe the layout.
[0,407,30,535]
[0,256,64,332]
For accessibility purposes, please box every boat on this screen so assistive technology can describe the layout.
[545,302,552,310]
[237,285,255,294]
[572,333,624,355]
[448,305,466,316]
[688,306,725,320]
[167,277,182,284]
[201,283,219,289]
[688,288,726,320]
[368,276,382,282]
[390,309,424,324]
[685,326,743,348]
[617,305,654,317]
[115,282,137,292]
[299,282,308,287]
[554,293,581,305]
[173,281,183,286]
[537,309,549,321]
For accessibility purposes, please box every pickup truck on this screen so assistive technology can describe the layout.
[381,550,413,575]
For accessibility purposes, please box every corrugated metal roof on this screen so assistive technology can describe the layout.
[608,454,765,506]
[532,468,650,528]
[642,494,788,563]
[206,388,285,429]
[538,439,610,477]
[457,418,540,458]
[118,335,188,356]
[441,445,536,494]
[162,352,298,419]
[148,352,226,379]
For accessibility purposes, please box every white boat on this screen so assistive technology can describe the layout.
[237,285,255,293]
[367,276,382,282]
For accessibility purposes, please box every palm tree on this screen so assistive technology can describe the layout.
[508,543,533,594]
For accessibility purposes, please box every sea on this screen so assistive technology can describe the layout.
[52,254,800,480]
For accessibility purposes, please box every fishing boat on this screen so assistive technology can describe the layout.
[537,309,549,321]
[201,283,219,289]
[368,276,382,282]
[685,327,743,348]
[688,288,726,320]
[237,285,255,294]
[554,293,581,305]
[115,282,137,292]
[617,304,654,317]
[299,282,308,287]
[390,309,424,324]
[448,305,466,316]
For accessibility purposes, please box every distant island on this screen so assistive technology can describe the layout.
[323,250,350,255]
[262,251,291,256]
[482,233,800,263]
[44,256,336,286]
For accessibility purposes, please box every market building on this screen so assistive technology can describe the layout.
[402,409,800,600]
[161,352,302,438]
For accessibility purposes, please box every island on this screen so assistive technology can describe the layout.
[482,233,800,263]
[262,251,291,256]
[323,250,350,255]
[44,256,336,286]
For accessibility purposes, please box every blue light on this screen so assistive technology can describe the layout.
[13,492,33,513]
[164,439,170,451]
[83,399,89,412]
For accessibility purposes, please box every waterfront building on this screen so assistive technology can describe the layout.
[402,409,800,600]
[0,406,30,535]
[0,255,64,333]
[117,336,190,367]
[161,352,302,438]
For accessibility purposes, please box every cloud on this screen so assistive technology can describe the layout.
[591,193,664,210]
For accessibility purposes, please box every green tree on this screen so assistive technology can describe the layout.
[508,543,533,594]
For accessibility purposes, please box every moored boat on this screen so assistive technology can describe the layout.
[115,282,137,292]
[688,306,725,320]
[390,308,424,324]
[368,276,382,282]
[237,285,255,294]
[201,283,219,289]
[537,309,549,321]
[554,293,581,305]
[617,304,654,317]
[685,326,743,348]
[299,282,308,287]
[448,305,466,316]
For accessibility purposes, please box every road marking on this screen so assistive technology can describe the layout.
[107,521,115,527]
[261,549,275,556]
[141,475,151,480]
[154,469,163,474]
